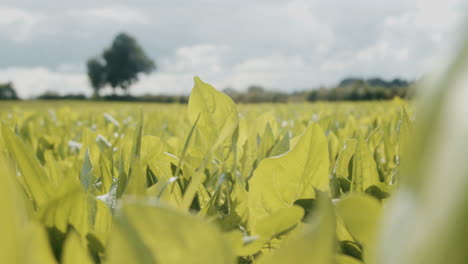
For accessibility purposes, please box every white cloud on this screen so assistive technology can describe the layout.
[132,74,195,95]
[226,55,313,89]
[0,5,152,42]
[132,44,231,94]
[170,44,231,73]
[320,60,346,73]
[413,0,464,31]
[0,67,88,98]
[284,0,335,54]
[372,0,466,76]
[0,7,47,42]
[356,41,409,63]
[133,46,320,94]
[66,5,151,25]
[133,50,325,94]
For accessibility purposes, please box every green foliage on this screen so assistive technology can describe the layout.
[257,193,335,264]
[0,78,411,263]
[0,45,466,264]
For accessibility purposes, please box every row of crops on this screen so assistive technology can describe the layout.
[1,42,468,264]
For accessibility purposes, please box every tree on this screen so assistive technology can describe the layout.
[0,82,19,100]
[102,33,155,94]
[86,58,106,97]
[247,85,265,94]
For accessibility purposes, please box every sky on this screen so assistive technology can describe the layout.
[0,0,466,98]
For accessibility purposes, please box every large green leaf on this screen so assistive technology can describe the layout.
[257,193,335,264]
[254,206,304,239]
[187,76,238,151]
[0,153,57,264]
[336,194,382,261]
[248,123,329,228]
[375,34,468,264]
[39,189,92,234]
[183,77,239,209]
[225,206,305,257]
[107,199,236,264]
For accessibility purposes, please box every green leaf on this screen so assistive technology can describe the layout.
[219,182,249,231]
[328,131,340,172]
[223,205,304,257]
[270,132,290,157]
[331,138,357,197]
[61,231,94,264]
[257,123,275,160]
[140,135,164,164]
[130,110,144,161]
[336,194,382,261]
[173,113,200,179]
[23,222,58,264]
[80,148,95,191]
[248,123,329,228]
[1,125,51,208]
[107,199,236,264]
[336,254,363,264]
[124,159,147,196]
[182,77,239,209]
[39,183,97,236]
[116,151,127,198]
[254,206,304,238]
[187,76,238,151]
[257,193,335,264]
[375,33,468,264]
[0,153,57,263]
[350,138,380,193]
[333,139,357,180]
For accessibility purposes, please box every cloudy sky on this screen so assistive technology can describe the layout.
[0,0,466,98]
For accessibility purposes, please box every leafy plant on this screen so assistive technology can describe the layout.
[1,32,467,263]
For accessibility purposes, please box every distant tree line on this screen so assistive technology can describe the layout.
[32,91,188,103]
[306,78,413,102]
[223,85,290,103]
[98,94,188,103]
[2,76,413,103]
[337,77,410,88]
[36,91,87,100]
[219,78,413,103]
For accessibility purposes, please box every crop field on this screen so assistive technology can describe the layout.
[0,76,464,264]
